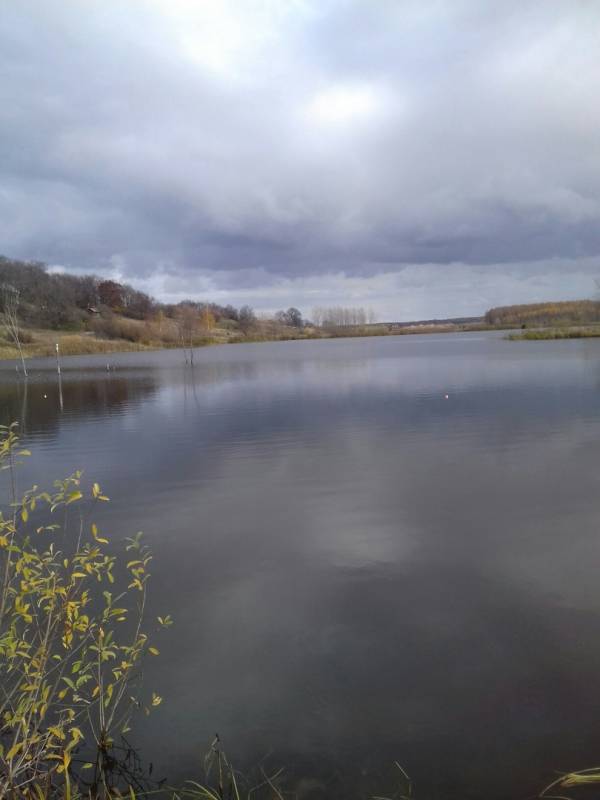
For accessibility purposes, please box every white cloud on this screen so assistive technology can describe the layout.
[306,83,385,125]
[2,0,600,315]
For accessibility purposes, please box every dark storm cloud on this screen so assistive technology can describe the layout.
[1,0,600,314]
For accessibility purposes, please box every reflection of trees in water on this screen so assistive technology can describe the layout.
[181,357,327,391]
[186,360,260,386]
[0,374,159,433]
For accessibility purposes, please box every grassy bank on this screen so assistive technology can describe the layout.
[0,325,326,362]
[508,326,600,340]
[0,329,152,360]
[0,318,571,362]
[0,319,497,363]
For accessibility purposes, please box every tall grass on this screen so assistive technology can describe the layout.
[508,327,600,340]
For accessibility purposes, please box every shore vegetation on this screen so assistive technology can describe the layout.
[508,326,600,340]
[0,422,174,798]
[3,256,600,362]
[486,300,600,328]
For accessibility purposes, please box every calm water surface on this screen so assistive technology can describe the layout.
[2,332,600,799]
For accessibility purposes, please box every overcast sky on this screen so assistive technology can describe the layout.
[2,1,600,319]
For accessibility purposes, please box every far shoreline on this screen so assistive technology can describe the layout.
[3,320,600,367]
[0,320,506,365]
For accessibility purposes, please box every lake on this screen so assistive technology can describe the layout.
[2,331,600,799]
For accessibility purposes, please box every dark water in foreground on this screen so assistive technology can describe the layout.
[3,332,600,799]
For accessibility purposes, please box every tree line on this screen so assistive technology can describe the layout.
[0,256,255,330]
[312,306,376,327]
[484,300,600,327]
[0,257,379,339]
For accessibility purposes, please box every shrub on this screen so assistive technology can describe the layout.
[0,423,170,798]
[91,315,146,343]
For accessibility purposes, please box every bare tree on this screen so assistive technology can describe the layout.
[175,304,199,365]
[238,305,257,334]
[1,284,27,377]
[274,307,303,328]
[311,306,370,328]
[199,305,215,334]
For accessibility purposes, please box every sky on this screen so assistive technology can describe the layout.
[1,0,600,321]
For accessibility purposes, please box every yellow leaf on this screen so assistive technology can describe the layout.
[91,523,109,544]
[6,742,23,760]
